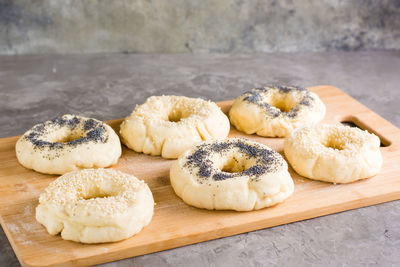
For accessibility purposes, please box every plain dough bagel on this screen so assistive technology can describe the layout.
[284,124,383,183]
[229,86,326,137]
[36,168,154,243]
[16,115,121,175]
[120,95,230,159]
[170,138,294,211]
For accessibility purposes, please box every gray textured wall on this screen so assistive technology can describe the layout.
[0,0,399,55]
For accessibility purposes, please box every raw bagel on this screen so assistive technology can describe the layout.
[16,115,121,175]
[36,168,154,243]
[229,86,326,137]
[284,124,382,183]
[170,138,294,211]
[120,95,230,159]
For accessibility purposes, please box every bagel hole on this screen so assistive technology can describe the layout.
[82,192,113,200]
[50,131,86,143]
[57,135,84,143]
[270,96,296,113]
[167,109,190,122]
[220,157,250,173]
[325,141,345,150]
[168,113,183,122]
[323,137,346,150]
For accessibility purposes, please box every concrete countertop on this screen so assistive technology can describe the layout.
[0,52,399,266]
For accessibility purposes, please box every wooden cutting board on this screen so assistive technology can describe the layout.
[0,86,399,267]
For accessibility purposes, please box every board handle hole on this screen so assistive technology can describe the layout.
[340,118,391,147]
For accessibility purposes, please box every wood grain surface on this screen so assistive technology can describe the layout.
[0,86,399,267]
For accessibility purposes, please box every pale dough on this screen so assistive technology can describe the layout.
[16,114,121,175]
[170,138,294,211]
[284,124,383,183]
[229,86,326,137]
[120,95,230,159]
[36,168,154,243]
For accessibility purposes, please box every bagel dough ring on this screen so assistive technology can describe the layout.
[16,115,121,175]
[284,124,383,183]
[229,86,326,137]
[120,95,230,159]
[170,138,294,211]
[36,168,154,243]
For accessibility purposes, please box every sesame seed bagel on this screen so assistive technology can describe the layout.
[16,115,121,175]
[229,86,326,137]
[284,124,383,184]
[170,138,294,211]
[120,95,230,159]
[36,168,154,243]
